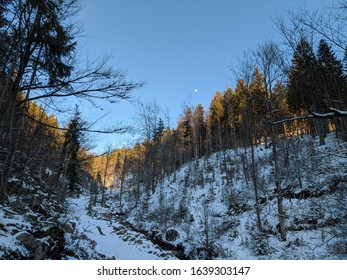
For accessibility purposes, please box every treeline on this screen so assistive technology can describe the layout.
[94,36,347,200]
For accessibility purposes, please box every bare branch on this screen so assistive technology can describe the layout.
[270,108,347,125]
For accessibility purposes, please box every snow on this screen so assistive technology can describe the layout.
[0,206,31,258]
[1,133,346,260]
[116,133,347,259]
[1,187,177,260]
[65,196,176,260]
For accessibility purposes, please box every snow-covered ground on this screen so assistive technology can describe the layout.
[65,196,176,260]
[1,133,346,260]
[115,133,347,259]
[1,188,176,259]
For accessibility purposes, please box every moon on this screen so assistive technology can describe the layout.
[194,89,198,93]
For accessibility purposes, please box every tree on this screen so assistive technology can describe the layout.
[192,104,206,158]
[287,38,328,144]
[209,92,224,152]
[248,68,268,145]
[0,0,143,200]
[178,107,194,163]
[317,39,347,138]
[135,101,162,194]
[61,108,83,192]
[255,42,289,143]
[0,0,76,196]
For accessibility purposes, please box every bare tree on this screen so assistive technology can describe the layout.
[0,1,143,201]
[135,101,162,194]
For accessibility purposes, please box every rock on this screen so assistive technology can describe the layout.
[80,233,89,240]
[116,229,127,235]
[34,226,65,260]
[16,232,37,250]
[90,240,97,249]
[78,233,97,249]
[62,223,75,234]
[54,205,65,214]
[46,226,65,260]
[135,239,143,245]
[165,229,179,242]
[34,243,45,260]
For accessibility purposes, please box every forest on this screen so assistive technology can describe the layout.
[0,0,347,260]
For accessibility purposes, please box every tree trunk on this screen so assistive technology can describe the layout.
[271,125,287,241]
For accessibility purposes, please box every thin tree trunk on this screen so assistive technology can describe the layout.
[271,125,287,241]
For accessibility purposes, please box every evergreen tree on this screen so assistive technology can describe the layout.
[317,39,347,138]
[0,0,77,197]
[178,107,194,162]
[62,108,83,191]
[317,39,346,109]
[192,104,206,158]
[248,68,268,145]
[287,38,328,143]
[209,92,224,152]
[221,88,234,149]
[234,79,250,146]
[287,38,324,113]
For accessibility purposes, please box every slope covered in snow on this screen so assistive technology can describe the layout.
[0,180,176,260]
[114,133,347,260]
[1,133,346,260]
[65,195,176,260]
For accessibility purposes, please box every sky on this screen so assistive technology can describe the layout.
[75,0,337,152]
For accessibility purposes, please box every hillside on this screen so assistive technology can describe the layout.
[0,177,176,260]
[1,133,346,260]
[111,133,347,259]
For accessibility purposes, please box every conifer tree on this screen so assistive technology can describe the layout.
[192,104,206,158]
[317,39,346,109]
[209,92,224,152]
[0,0,142,200]
[178,107,194,163]
[234,79,250,146]
[62,108,83,192]
[248,68,268,145]
[317,39,347,137]
[287,38,327,143]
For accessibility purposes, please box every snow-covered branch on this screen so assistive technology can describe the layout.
[270,108,347,125]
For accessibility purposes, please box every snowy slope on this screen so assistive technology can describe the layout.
[0,183,176,259]
[1,133,346,260]
[116,133,347,260]
[65,196,176,260]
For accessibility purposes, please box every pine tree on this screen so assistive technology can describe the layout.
[178,107,194,163]
[209,92,224,152]
[234,79,250,146]
[287,38,324,113]
[317,39,346,109]
[192,104,206,158]
[221,88,234,149]
[248,68,268,145]
[0,0,77,198]
[287,38,328,143]
[62,109,83,192]
[317,39,347,138]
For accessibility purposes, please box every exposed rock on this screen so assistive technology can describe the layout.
[135,239,143,245]
[33,226,65,259]
[78,233,97,249]
[165,229,179,242]
[16,232,36,250]
[34,243,45,260]
[54,205,65,214]
[62,222,75,234]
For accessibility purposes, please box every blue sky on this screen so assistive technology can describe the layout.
[76,0,336,152]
